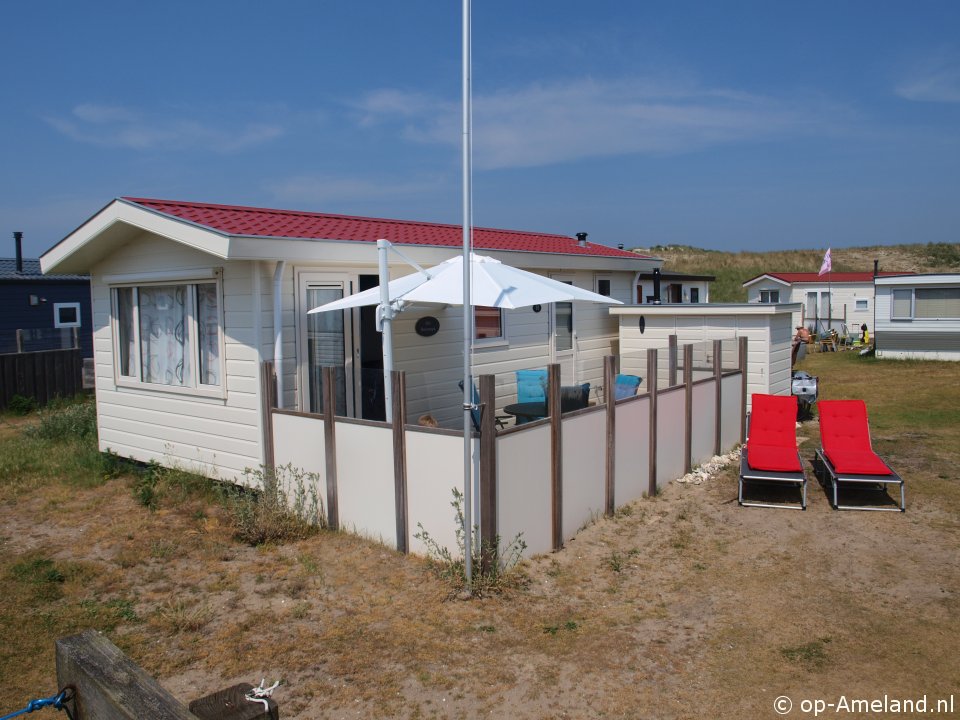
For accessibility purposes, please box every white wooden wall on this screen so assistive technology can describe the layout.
[91,233,263,482]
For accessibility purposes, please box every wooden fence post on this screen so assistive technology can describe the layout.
[259,361,276,471]
[391,370,408,553]
[15,328,23,353]
[668,334,678,387]
[321,366,340,531]
[603,354,616,516]
[647,348,658,497]
[713,339,723,457]
[56,630,196,719]
[548,363,562,551]
[683,344,693,475]
[478,374,497,575]
[739,336,749,444]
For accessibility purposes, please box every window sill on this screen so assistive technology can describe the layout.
[474,338,509,350]
[114,377,227,400]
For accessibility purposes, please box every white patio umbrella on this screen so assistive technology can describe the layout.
[308,250,622,415]
[310,251,624,312]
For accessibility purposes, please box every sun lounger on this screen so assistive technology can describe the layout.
[814,400,905,512]
[739,394,807,510]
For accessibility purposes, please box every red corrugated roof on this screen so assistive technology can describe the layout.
[121,197,647,259]
[746,271,909,284]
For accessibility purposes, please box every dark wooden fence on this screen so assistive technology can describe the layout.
[0,348,84,410]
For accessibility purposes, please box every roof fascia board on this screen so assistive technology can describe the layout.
[742,274,791,288]
[875,274,960,286]
[229,236,657,272]
[610,302,802,316]
[41,199,231,274]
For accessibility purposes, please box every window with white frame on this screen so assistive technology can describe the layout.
[760,289,780,303]
[690,287,700,303]
[595,277,612,297]
[892,287,960,320]
[113,281,222,389]
[856,299,869,311]
[53,302,81,328]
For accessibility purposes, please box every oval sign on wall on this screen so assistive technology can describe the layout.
[415,316,440,337]
[639,316,646,334]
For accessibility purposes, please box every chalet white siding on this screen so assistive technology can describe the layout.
[747,279,875,332]
[91,232,263,482]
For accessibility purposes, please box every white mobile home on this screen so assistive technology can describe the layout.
[742,271,910,335]
[874,274,960,361]
[40,198,660,481]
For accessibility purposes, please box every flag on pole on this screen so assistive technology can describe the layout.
[818,248,832,276]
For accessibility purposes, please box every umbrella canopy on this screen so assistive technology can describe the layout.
[308,253,624,313]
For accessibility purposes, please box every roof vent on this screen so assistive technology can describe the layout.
[576,232,588,248]
[617,243,624,250]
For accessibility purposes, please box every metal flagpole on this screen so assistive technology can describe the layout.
[461,0,474,589]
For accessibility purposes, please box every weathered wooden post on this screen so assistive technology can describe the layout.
[683,343,693,474]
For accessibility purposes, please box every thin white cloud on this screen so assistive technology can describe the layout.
[264,174,443,205]
[353,77,841,170]
[895,50,960,103]
[44,103,284,153]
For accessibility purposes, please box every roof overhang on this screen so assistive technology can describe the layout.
[875,273,960,286]
[40,199,231,275]
[40,198,659,275]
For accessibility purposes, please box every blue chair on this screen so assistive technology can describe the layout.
[516,369,548,404]
[458,380,507,431]
[614,374,642,400]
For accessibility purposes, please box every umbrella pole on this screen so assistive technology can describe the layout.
[461,0,473,590]
[377,239,394,423]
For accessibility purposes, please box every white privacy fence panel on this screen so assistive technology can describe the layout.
[561,410,607,544]
[721,375,743,450]
[497,424,553,557]
[336,423,396,546]
[656,387,686,489]
[272,412,327,488]
[406,430,468,556]
[691,382,716,467]
[614,396,650,503]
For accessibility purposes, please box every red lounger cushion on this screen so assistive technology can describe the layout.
[818,400,874,453]
[825,449,892,476]
[748,443,803,472]
[749,394,799,448]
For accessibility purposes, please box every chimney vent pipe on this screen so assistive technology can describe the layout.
[576,232,588,247]
[13,231,23,274]
[873,259,879,278]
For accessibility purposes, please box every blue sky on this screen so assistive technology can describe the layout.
[2,1,959,257]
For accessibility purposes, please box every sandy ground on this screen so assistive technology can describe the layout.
[3,407,957,719]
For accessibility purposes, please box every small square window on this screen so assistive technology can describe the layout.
[475,306,503,340]
[856,299,868,311]
[760,290,780,303]
[596,278,611,297]
[54,302,81,328]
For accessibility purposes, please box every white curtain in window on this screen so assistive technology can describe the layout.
[197,283,220,385]
[139,285,191,386]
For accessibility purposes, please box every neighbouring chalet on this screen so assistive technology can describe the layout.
[2,232,92,357]
[874,273,960,361]
[742,270,910,334]
[40,198,661,481]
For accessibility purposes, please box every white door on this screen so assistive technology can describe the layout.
[297,273,359,416]
[551,276,576,383]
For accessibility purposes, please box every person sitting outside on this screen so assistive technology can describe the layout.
[792,326,812,365]
[860,323,870,345]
